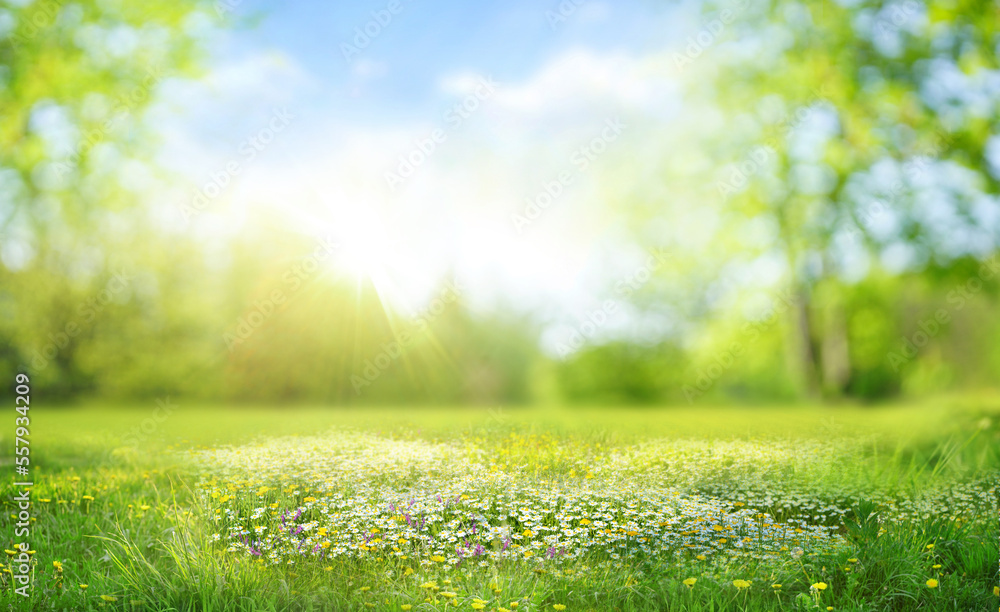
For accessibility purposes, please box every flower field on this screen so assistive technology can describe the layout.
[1,401,998,610]
[196,433,846,568]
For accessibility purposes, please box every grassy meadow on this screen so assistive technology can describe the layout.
[7,0,1000,611]
[2,398,998,611]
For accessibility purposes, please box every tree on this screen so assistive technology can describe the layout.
[0,0,212,390]
[677,0,1000,396]
[1,0,209,240]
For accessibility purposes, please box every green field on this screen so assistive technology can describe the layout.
[2,399,999,611]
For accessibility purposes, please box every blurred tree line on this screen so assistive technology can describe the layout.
[1,0,999,405]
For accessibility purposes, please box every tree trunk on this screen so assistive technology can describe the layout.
[820,301,851,395]
[795,286,822,398]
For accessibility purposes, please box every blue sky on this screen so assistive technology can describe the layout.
[151,0,706,352]
[217,0,685,122]
[133,0,1000,354]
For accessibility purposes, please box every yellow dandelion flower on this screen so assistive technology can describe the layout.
[441,592,457,599]
[847,558,858,563]
[471,604,485,610]
[401,606,412,611]
[771,584,782,589]
[925,579,938,588]
[811,582,828,591]
[683,578,696,587]
[733,580,751,589]
[696,554,706,560]
[82,495,94,501]
[52,561,63,571]
[430,555,446,563]
[360,586,370,592]
[994,586,1000,596]
[100,595,118,602]
[925,544,934,549]
[553,605,566,611]
[79,584,88,589]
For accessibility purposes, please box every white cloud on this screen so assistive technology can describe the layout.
[171,47,680,316]
[487,48,679,118]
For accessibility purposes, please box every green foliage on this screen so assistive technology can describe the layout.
[2,400,997,610]
[554,341,685,403]
[2,0,1000,405]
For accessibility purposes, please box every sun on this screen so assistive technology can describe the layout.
[328,208,404,304]
[338,216,392,280]
[273,193,451,315]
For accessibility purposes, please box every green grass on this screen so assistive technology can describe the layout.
[1,398,998,611]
